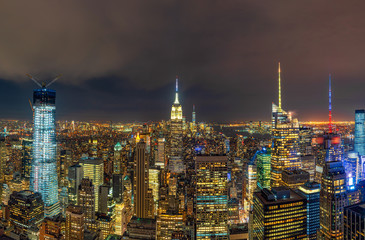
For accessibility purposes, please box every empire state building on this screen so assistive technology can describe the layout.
[169,77,184,173]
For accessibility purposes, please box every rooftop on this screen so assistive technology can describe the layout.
[255,187,305,205]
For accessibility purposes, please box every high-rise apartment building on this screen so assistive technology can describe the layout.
[195,155,228,239]
[271,63,300,187]
[318,161,347,240]
[79,157,104,212]
[30,86,60,217]
[252,187,307,240]
[355,109,365,156]
[134,140,154,219]
[298,181,320,240]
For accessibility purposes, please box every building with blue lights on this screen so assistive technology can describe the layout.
[30,86,60,217]
[355,109,365,156]
[298,181,320,240]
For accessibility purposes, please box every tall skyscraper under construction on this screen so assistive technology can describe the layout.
[30,82,60,217]
[271,63,300,187]
[169,77,184,173]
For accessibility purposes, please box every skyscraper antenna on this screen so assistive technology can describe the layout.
[176,76,178,92]
[278,62,281,110]
[174,76,179,104]
[329,74,332,133]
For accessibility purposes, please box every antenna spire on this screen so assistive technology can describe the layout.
[329,74,332,133]
[174,76,180,104]
[278,62,281,110]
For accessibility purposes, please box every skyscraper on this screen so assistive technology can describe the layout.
[78,177,96,230]
[316,75,348,240]
[79,157,104,212]
[30,85,60,217]
[195,155,228,239]
[68,164,83,205]
[355,109,365,156]
[169,77,184,173]
[298,182,320,240]
[252,187,307,240]
[113,142,122,174]
[21,138,32,179]
[256,148,271,189]
[271,63,300,187]
[318,161,347,240]
[314,76,344,183]
[134,140,154,219]
[243,163,257,216]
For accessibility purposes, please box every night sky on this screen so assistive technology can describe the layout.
[1,1,365,122]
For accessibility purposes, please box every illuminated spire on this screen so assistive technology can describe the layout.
[174,76,180,104]
[329,74,332,133]
[278,62,281,110]
[192,104,196,123]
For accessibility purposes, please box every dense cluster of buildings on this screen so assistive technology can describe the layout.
[0,66,364,240]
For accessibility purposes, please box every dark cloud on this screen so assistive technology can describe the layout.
[1,1,365,121]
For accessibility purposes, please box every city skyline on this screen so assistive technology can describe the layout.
[1,1,365,122]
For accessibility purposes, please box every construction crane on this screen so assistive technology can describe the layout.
[28,98,34,112]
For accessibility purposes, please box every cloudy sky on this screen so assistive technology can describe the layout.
[1,1,365,122]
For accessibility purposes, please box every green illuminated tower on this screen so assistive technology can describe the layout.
[256,148,271,189]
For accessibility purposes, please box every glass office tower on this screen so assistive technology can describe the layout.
[30,87,60,217]
[298,182,320,240]
[271,63,300,187]
[355,109,365,156]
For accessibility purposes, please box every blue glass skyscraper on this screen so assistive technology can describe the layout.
[298,181,320,240]
[30,86,60,217]
[355,109,365,156]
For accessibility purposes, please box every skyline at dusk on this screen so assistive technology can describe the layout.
[1,1,365,121]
